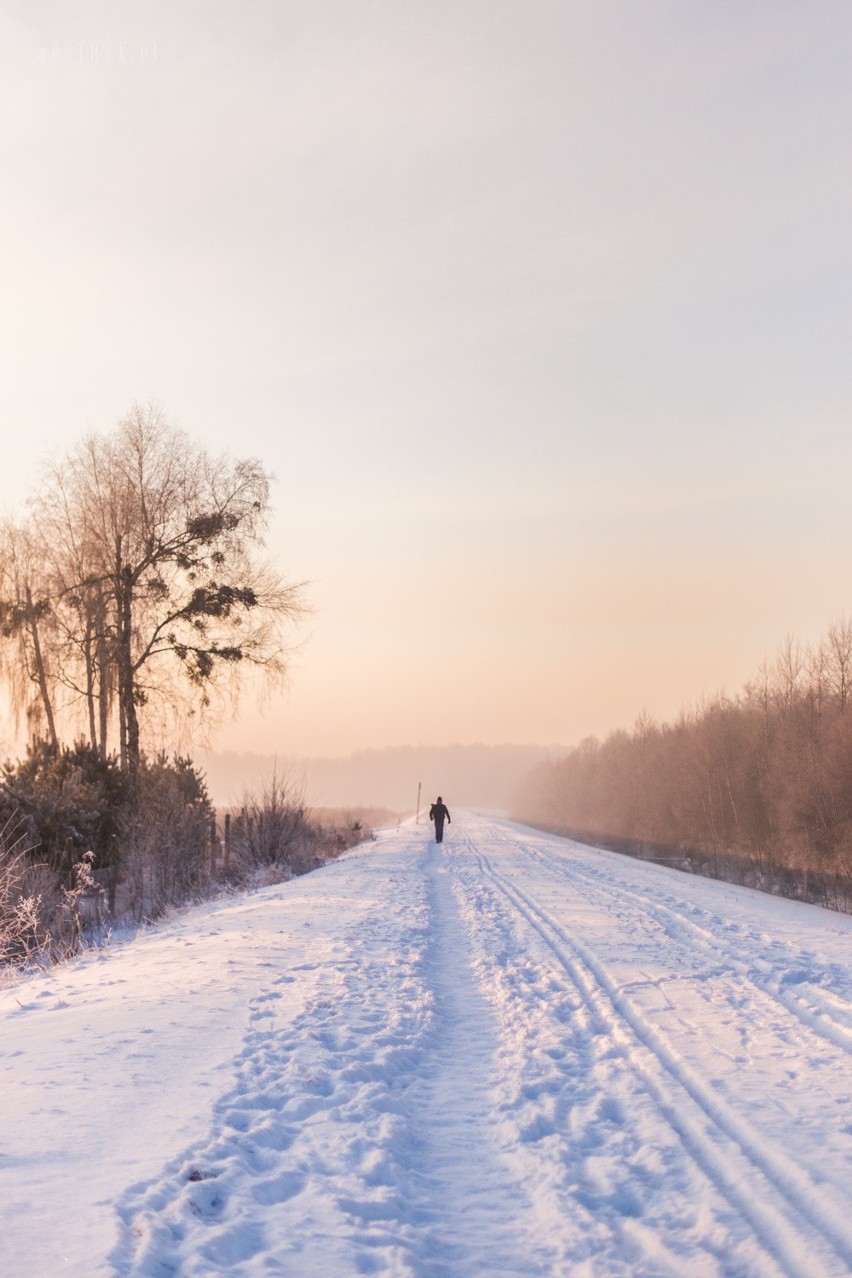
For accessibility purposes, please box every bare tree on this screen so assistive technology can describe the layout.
[8,403,304,785]
[772,634,805,716]
[806,640,829,721]
[0,521,59,747]
[825,616,852,713]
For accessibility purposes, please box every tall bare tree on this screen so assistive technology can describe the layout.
[6,403,304,786]
[825,616,852,713]
[0,521,59,748]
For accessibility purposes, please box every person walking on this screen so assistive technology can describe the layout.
[429,796,451,844]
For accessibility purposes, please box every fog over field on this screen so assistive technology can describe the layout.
[199,743,563,812]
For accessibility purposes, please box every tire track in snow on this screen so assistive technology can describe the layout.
[473,843,852,1278]
[450,838,751,1276]
[497,827,852,1056]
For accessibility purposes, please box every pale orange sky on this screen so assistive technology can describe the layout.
[2,2,852,760]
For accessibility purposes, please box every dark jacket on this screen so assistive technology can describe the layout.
[429,802,450,827]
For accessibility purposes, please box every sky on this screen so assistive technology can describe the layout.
[2,1,852,760]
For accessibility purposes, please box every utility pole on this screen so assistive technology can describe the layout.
[416,781,421,823]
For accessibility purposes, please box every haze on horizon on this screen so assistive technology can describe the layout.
[2,2,852,764]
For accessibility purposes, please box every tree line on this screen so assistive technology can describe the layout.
[512,622,852,910]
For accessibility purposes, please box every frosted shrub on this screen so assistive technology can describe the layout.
[0,820,51,965]
[0,819,104,967]
[54,852,106,954]
[226,777,372,889]
[229,772,314,878]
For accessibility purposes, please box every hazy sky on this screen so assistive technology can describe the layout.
[2,1,852,759]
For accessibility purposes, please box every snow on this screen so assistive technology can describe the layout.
[1,812,851,1277]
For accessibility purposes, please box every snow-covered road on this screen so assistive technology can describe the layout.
[1,813,851,1276]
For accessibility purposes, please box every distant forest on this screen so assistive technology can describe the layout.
[512,621,852,911]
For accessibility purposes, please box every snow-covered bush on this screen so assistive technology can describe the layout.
[0,829,54,965]
[0,819,105,968]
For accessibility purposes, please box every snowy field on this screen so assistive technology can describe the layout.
[1,813,851,1277]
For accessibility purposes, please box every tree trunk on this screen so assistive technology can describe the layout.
[25,586,58,749]
[84,604,98,751]
[115,546,139,789]
[96,583,109,756]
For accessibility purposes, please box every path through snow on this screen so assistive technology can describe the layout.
[1,813,851,1276]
